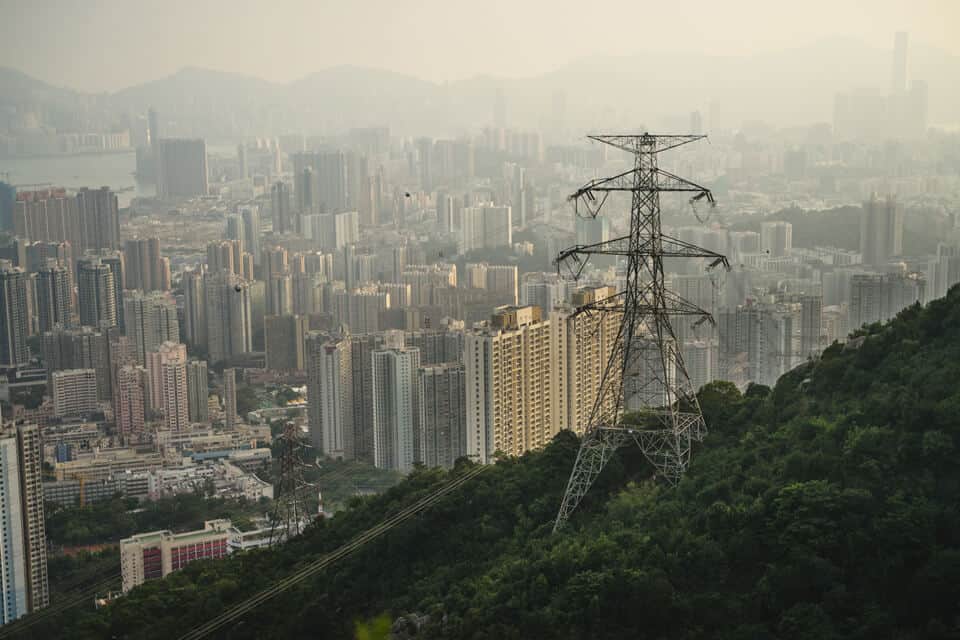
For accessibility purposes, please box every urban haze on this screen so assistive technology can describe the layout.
[0,1,958,638]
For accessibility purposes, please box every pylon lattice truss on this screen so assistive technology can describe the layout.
[269,421,315,545]
[554,133,730,533]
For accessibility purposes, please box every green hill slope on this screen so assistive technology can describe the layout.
[19,289,960,639]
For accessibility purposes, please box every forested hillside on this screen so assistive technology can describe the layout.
[19,288,960,639]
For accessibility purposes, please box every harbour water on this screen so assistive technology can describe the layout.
[0,151,154,207]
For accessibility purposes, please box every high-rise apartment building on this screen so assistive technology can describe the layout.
[124,237,169,292]
[333,287,390,334]
[115,365,147,444]
[464,294,618,463]
[271,181,294,234]
[465,263,519,305]
[460,204,512,253]
[0,424,48,623]
[12,187,119,254]
[145,341,187,423]
[850,273,925,329]
[306,334,353,459]
[860,194,904,267]
[35,264,73,332]
[238,205,262,266]
[371,347,421,472]
[77,258,117,329]
[418,363,466,469]
[204,271,252,364]
[156,139,208,199]
[265,315,308,371]
[181,267,207,348]
[41,326,111,401]
[223,368,238,429]
[0,267,30,367]
[348,333,392,464]
[51,368,99,417]
[401,264,457,306]
[124,291,180,365]
[186,360,209,423]
[760,221,793,258]
[799,294,823,359]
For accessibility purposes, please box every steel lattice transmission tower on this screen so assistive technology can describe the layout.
[553,133,729,532]
[269,421,315,545]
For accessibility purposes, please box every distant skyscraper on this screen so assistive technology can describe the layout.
[418,363,466,469]
[186,359,209,424]
[115,365,147,444]
[800,294,823,359]
[145,341,187,417]
[204,271,252,364]
[850,273,925,328]
[98,250,126,329]
[270,177,294,233]
[306,334,353,459]
[77,187,121,251]
[0,267,30,367]
[239,205,262,265]
[159,347,189,432]
[77,258,117,329]
[0,423,49,623]
[124,291,180,365]
[223,368,238,429]
[371,347,421,472]
[760,221,793,257]
[182,267,207,348]
[265,315,307,371]
[0,181,15,232]
[13,187,118,254]
[35,264,73,332]
[124,237,169,292]
[157,139,208,199]
[860,194,903,267]
[349,334,388,464]
[460,204,512,253]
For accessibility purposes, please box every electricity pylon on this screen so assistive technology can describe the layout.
[269,421,315,545]
[553,134,729,532]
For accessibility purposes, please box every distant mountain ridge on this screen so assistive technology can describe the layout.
[2,37,958,135]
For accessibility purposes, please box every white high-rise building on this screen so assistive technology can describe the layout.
[306,334,353,459]
[371,347,421,472]
[0,424,48,624]
[760,221,793,258]
[460,204,512,253]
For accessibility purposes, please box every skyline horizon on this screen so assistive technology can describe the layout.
[2,0,958,93]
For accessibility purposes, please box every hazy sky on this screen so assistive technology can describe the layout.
[2,0,958,92]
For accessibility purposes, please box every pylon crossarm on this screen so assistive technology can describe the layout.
[588,134,707,154]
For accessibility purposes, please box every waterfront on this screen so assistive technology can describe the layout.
[1,151,154,207]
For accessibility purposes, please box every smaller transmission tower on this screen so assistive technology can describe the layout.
[553,133,729,532]
[269,421,314,545]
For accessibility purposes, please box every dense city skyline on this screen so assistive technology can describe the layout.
[0,3,958,635]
